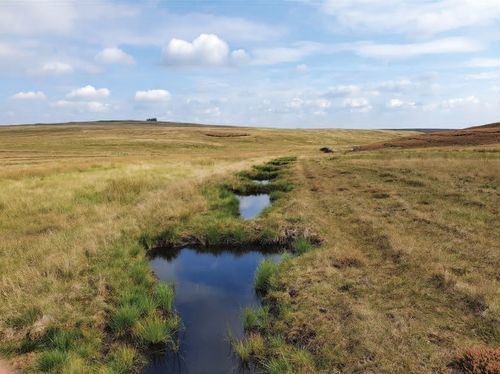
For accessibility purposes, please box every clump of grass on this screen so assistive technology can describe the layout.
[109,305,140,336]
[6,306,42,329]
[38,349,68,372]
[154,282,175,313]
[292,238,313,255]
[134,314,168,345]
[109,345,138,373]
[255,259,278,294]
[233,333,265,364]
[119,288,157,317]
[243,306,269,331]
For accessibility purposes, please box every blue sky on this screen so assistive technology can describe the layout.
[1,0,499,128]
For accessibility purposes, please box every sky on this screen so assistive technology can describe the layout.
[1,0,499,128]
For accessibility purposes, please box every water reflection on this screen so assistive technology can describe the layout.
[236,194,271,220]
[144,248,281,374]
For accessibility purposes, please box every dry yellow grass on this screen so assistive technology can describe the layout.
[0,121,406,371]
[272,146,500,372]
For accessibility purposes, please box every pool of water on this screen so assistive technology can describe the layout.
[236,194,271,220]
[144,248,281,374]
[252,180,270,185]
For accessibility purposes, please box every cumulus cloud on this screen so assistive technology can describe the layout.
[354,38,483,59]
[342,97,372,112]
[52,100,109,113]
[38,62,73,75]
[135,89,171,102]
[12,91,46,100]
[95,47,134,64]
[67,85,110,100]
[164,34,247,66]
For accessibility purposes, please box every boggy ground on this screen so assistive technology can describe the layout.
[0,122,405,372]
[248,145,499,373]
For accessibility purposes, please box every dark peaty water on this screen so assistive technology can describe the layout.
[145,248,281,374]
[236,194,271,220]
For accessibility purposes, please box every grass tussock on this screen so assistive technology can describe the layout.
[255,259,279,295]
[243,306,270,331]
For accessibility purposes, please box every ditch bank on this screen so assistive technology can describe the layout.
[140,156,321,373]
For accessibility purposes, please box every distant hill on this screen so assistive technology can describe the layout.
[16,120,237,128]
[466,121,500,129]
[354,122,500,151]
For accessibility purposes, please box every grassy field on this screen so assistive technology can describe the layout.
[0,122,405,372]
[244,145,500,373]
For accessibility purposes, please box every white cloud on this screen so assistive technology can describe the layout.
[0,1,76,36]
[287,97,331,111]
[163,34,232,66]
[386,98,416,109]
[466,71,498,80]
[231,49,250,65]
[95,47,134,65]
[251,42,324,65]
[296,64,308,72]
[321,0,500,36]
[426,95,480,111]
[443,96,480,108]
[67,85,110,100]
[324,85,360,97]
[342,97,372,112]
[354,38,483,59]
[135,89,171,102]
[12,91,46,100]
[375,79,413,92]
[465,58,500,68]
[52,100,109,113]
[203,106,221,117]
[38,62,74,75]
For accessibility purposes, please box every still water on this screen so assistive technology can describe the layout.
[236,194,271,220]
[144,193,276,373]
[145,248,281,373]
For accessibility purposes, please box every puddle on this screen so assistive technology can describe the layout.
[236,194,271,220]
[145,248,281,374]
[252,180,270,185]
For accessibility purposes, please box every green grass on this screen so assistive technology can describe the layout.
[109,305,141,336]
[154,283,175,313]
[37,349,68,372]
[108,346,138,373]
[134,314,168,345]
[255,259,278,294]
[292,238,314,255]
[243,306,269,331]
[232,334,265,364]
